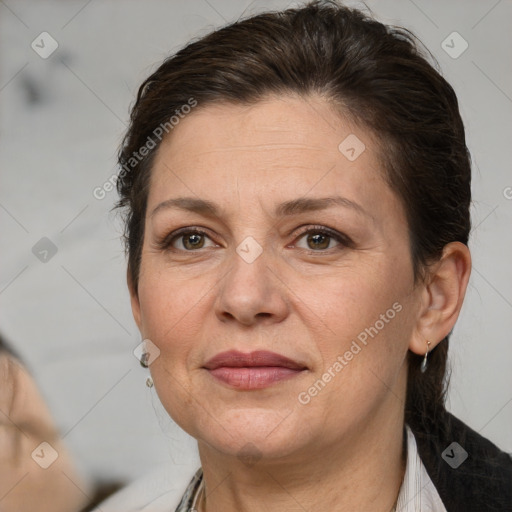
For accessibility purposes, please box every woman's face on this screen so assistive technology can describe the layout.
[131,95,422,461]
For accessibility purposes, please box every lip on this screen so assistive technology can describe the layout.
[203,350,307,390]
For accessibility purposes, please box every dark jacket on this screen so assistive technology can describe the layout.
[411,410,512,511]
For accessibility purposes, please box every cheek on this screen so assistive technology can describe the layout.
[136,267,206,374]
[302,261,407,347]
[138,254,205,335]
[296,260,412,394]
[137,271,204,430]
[298,303,411,434]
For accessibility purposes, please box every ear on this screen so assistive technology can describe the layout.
[409,242,471,355]
[127,267,142,332]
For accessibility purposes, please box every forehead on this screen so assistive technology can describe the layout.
[154,94,371,166]
[147,94,401,224]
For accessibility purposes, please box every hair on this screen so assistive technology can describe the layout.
[115,0,471,434]
[0,333,19,359]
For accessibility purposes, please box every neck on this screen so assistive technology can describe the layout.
[196,373,407,512]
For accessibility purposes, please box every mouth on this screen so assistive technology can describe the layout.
[203,350,308,390]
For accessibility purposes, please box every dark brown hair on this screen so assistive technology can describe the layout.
[115,0,471,433]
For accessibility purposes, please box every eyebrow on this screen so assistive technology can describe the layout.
[150,196,371,220]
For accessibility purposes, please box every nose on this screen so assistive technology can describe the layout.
[214,239,289,327]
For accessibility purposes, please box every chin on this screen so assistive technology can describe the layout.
[191,406,309,461]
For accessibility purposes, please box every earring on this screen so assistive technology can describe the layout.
[420,340,431,373]
[146,376,154,388]
[140,352,149,368]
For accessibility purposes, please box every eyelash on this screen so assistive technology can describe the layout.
[156,225,353,254]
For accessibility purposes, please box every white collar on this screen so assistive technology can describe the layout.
[395,425,447,512]
[98,424,448,511]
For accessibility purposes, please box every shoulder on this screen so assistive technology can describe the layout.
[410,410,512,512]
[97,463,198,512]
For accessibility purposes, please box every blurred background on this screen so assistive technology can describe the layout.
[1,0,511,493]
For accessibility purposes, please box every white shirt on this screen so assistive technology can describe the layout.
[395,426,447,512]
[99,425,447,512]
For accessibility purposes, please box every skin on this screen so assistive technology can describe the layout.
[0,353,90,512]
[130,94,471,512]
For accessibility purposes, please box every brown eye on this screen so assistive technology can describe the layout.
[305,232,331,250]
[158,228,217,251]
[293,226,351,252]
[181,232,206,250]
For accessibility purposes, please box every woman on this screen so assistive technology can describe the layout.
[103,1,512,510]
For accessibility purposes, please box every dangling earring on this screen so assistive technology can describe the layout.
[420,340,431,373]
[146,376,154,388]
[140,351,150,368]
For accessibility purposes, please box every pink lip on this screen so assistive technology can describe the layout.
[203,350,307,390]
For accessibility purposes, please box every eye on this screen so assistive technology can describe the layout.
[158,228,218,251]
[293,226,351,252]
[157,225,352,253]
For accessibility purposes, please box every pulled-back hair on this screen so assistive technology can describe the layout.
[115,0,471,434]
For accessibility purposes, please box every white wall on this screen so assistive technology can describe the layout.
[1,0,510,485]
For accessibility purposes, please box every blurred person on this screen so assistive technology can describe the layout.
[0,334,120,512]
